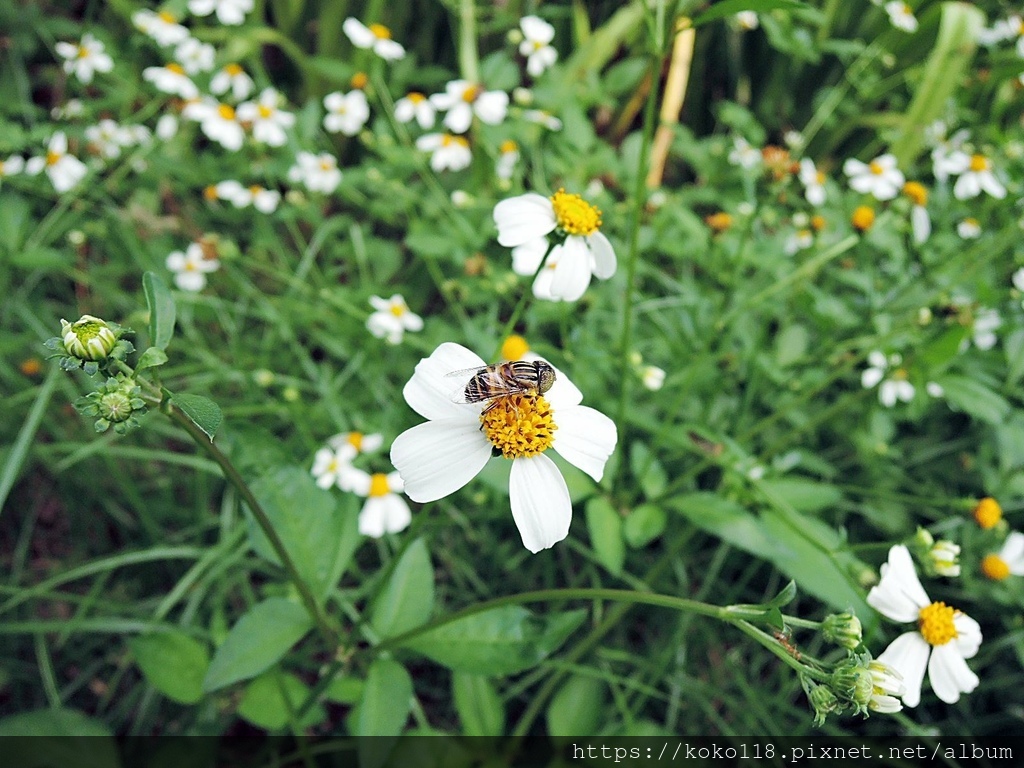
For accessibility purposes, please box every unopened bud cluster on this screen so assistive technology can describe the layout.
[45,314,134,375]
[912,527,961,577]
[75,375,148,434]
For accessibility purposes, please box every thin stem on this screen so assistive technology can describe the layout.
[457,0,480,83]
[491,242,555,359]
[163,403,340,646]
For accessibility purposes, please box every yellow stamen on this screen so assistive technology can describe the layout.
[257,104,273,119]
[816,170,826,184]
[969,154,989,172]
[501,335,530,361]
[249,185,263,195]
[319,159,334,171]
[461,84,482,103]
[46,151,61,166]
[218,104,236,120]
[368,23,392,39]
[407,92,426,103]
[368,473,390,497]
[903,181,927,206]
[350,72,368,90]
[973,497,1002,529]
[203,185,218,201]
[225,63,244,76]
[77,46,90,59]
[389,300,407,317]
[981,553,1010,581]
[347,432,363,451]
[480,394,556,459]
[500,139,518,154]
[166,63,185,75]
[963,217,978,227]
[441,135,470,148]
[705,211,732,232]
[869,160,885,175]
[811,214,826,231]
[550,188,601,236]
[917,601,958,646]
[158,11,177,23]
[852,205,875,232]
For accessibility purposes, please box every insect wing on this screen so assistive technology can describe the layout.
[444,365,502,405]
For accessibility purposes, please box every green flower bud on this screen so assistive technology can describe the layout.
[925,540,961,578]
[61,315,117,362]
[821,612,863,650]
[807,682,841,727]
[831,665,873,708]
[76,376,148,434]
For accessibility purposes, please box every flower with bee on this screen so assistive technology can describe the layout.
[390,342,617,553]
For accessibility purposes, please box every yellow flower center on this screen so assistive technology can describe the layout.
[550,188,601,236]
[258,104,273,119]
[869,160,885,175]
[225,63,244,76]
[441,135,469,148]
[852,205,875,231]
[389,300,407,317]
[479,394,556,459]
[981,553,1010,581]
[903,181,927,206]
[963,217,978,227]
[969,154,989,172]
[350,72,368,89]
[320,159,334,171]
[461,84,482,103]
[816,170,826,184]
[167,63,185,75]
[249,185,263,195]
[705,212,732,232]
[368,23,392,39]
[501,335,530,361]
[918,601,958,646]
[811,214,826,231]
[973,497,1002,529]
[158,11,177,23]
[203,185,218,200]
[500,139,518,154]
[368,472,391,497]
[77,45,90,59]
[347,431,364,450]
[407,92,426,103]
[46,151,61,166]
[218,104,236,120]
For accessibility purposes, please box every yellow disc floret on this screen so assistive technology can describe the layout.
[480,394,556,459]
[918,601,958,646]
[973,497,1002,529]
[852,205,875,232]
[368,472,391,497]
[969,154,989,172]
[346,432,364,451]
[501,335,530,361]
[368,23,392,39]
[981,553,1010,581]
[903,181,927,206]
[550,189,602,236]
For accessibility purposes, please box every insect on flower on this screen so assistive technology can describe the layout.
[447,360,556,415]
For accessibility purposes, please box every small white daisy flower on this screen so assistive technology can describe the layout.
[867,545,981,707]
[237,88,295,147]
[323,90,370,136]
[971,307,1001,350]
[367,294,424,345]
[735,11,759,30]
[728,136,761,169]
[155,114,179,141]
[394,92,436,129]
[885,2,918,33]
[55,33,113,84]
[188,0,254,26]
[51,99,85,120]
[311,444,359,490]
[327,431,384,457]
[350,470,412,538]
[184,99,245,151]
[390,342,617,553]
[843,153,904,201]
[166,242,219,292]
[519,15,558,77]
[861,351,915,407]
[957,218,981,239]
[798,158,827,206]
[132,9,190,47]
[784,228,814,255]
[430,80,509,134]
[415,133,473,172]
[496,140,519,181]
[210,63,254,101]
[173,36,215,75]
[494,189,616,302]
[981,531,1024,581]
[343,18,405,60]
[85,119,132,160]
[641,365,666,391]
[142,63,199,99]
[947,152,1007,200]
[214,180,280,213]
[288,151,342,194]
[25,132,88,193]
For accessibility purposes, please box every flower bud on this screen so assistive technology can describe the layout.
[821,612,863,650]
[76,375,148,434]
[926,540,961,577]
[61,315,117,361]
[807,682,841,727]
[831,664,873,707]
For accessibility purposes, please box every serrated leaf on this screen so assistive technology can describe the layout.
[202,598,313,692]
[143,271,176,350]
[129,631,209,704]
[547,675,605,738]
[585,497,624,576]
[402,607,585,675]
[135,346,169,372]
[452,672,504,736]
[371,537,435,639]
[238,669,326,730]
[354,658,412,737]
[171,393,222,441]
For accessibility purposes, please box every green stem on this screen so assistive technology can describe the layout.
[457,0,480,83]
[163,404,340,646]
[491,242,555,359]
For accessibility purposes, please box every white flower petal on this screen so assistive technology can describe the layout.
[861,367,884,389]
[551,405,617,481]
[877,631,931,708]
[588,230,617,279]
[494,193,557,247]
[928,642,978,704]
[548,237,592,302]
[867,544,930,622]
[403,342,487,421]
[509,453,571,552]
[390,418,492,502]
[343,18,375,48]
[953,612,982,659]
[544,369,583,410]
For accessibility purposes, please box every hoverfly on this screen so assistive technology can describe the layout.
[446,360,556,414]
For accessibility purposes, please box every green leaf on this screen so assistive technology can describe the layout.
[758,478,843,514]
[0,709,120,768]
[585,497,624,576]
[402,607,585,675]
[775,324,809,367]
[452,672,504,736]
[371,537,435,639]
[135,346,169,372]
[547,675,605,738]
[669,493,775,558]
[202,597,313,692]
[1005,328,1024,386]
[0,191,31,252]
[238,669,326,730]
[9,246,72,270]
[354,658,412,736]
[129,631,209,704]
[938,374,1011,425]
[171,393,222,441]
[693,0,811,27]
[143,271,176,350]
[247,466,356,600]
[325,675,364,704]
[768,580,798,608]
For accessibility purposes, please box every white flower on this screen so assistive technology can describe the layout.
[390,342,617,553]
[843,154,904,201]
[323,90,370,136]
[174,37,215,75]
[946,152,1007,200]
[288,151,342,194]
[930,129,970,181]
[213,180,280,212]
[25,132,88,193]
[210,63,255,101]
[51,99,84,120]
[798,158,827,206]
[519,15,558,77]
[496,140,519,181]
[910,204,930,245]
[885,2,918,33]
[728,136,761,169]
[926,381,945,398]
[982,532,1024,580]
[430,80,508,134]
[142,63,199,99]
[784,228,814,255]
[866,660,906,714]
[327,431,384,456]
[311,445,360,490]
[394,92,436,129]
[641,365,666,391]
[55,33,113,84]
[132,9,190,47]
[183,99,245,151]
[343,18,405,60]
[415,133,472,172]
[367,294,424,345]
[971,308,1001,350]
[166,242,219,292]
[155,114,179,141]
[493,190,616,302]
[957,218,981,239]
[735,11,759,30]
[0,155,25,184]
[188,0,254,25]
[861,351,914,407]
[237,88,295,147]
[521,109,562,130]
[867,545,981,707]
[85,119,132,160]
[350,471,411,537]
